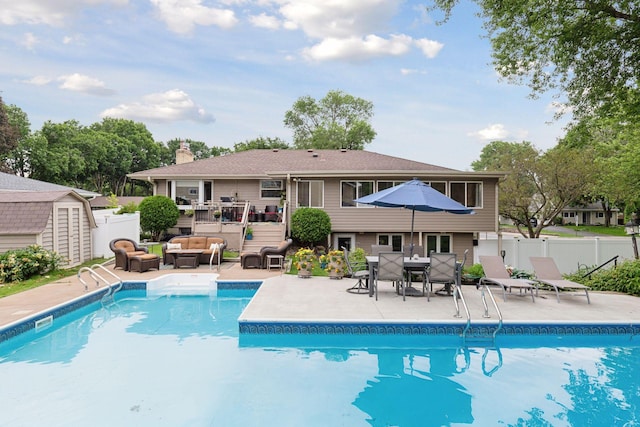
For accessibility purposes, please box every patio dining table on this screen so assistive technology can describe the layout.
[366,255,430,297]
[365,255,463,298]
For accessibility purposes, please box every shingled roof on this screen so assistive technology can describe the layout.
[0,191,70,234]
[128,149,460,180]
[0,172,100,198]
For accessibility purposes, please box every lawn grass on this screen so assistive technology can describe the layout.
[0,258,108,299]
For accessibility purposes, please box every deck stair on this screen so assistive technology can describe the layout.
[241,222,286,253]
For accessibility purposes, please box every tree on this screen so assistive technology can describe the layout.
[472,140,597,237]
[290,208,332,247]
[138,195,180,241]
[0,96,20,172]
[284,90,376,150]
[2,103,31,176]
[233,136,289,152]
[429,1,640,120]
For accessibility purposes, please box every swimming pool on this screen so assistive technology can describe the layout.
[0,284,639,426]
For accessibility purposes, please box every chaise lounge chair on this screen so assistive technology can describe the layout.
[479,256,536,302]
[529,257,590,304]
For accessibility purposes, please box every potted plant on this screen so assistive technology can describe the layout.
[294,248,316,278]
[213,210,221,219]
[324,249,346,279]
[246,226,253,240]
[184,209,194,217]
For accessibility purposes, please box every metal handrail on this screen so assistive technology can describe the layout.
[480,284,503,339]
[453,285,471,340]
[77,264,123,301]
[581,255,619,278]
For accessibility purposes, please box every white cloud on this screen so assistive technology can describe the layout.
[401,68,417,75]
[249,12,280,30]
[58,73,116,96]
[150,0,238,34]
[468,124,509,141]
[279,0,402,39]
[20,75,52,85]
[413,38,444,59]
[100,89,215,124]
[303,34,412,62]
[0,0,127,26]
[21,32,39,50]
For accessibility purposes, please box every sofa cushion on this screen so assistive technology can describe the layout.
[188,237,208,249]
[206,237,225,247]
[171,237,190,248]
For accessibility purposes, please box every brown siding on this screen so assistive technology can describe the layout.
[311,177,498,234]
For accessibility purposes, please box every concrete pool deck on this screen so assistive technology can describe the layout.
[1,260,639,330]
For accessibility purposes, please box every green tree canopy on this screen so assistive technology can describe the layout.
[284,90,376,150]
[0,96,20,173]
[233,136,290,152]
[430,1,640,120]
[473,140,597,237]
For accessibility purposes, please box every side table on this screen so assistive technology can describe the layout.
[266,254,284,271]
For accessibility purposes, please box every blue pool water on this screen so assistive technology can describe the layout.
[0,288,639,427]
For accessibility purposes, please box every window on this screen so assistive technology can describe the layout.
[450,182,482,208]
[297,180,324,207]
[175,180,198,205]
[341,181,374,207]
[261,179,283,198]
[377,180,405,191]
[596,212,604,218]
[426,234,451,255]
[564,212,575,218]
[378,234,403,252]
[428,181,447,195]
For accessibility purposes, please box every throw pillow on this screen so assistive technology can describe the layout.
[167,243,182,250]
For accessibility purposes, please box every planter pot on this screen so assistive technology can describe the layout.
[298,269,312,278]
[246,234,253,240]
[329,271,343,280]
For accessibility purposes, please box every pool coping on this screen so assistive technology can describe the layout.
[2,279,639,345]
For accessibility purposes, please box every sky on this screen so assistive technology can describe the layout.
[0,0,570,171]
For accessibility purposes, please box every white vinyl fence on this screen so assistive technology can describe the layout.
[476,235,636,275]
[91,210,140,258]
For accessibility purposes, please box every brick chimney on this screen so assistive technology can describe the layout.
[176,140,194,164]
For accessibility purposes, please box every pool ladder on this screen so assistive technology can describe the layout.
[454,283,503,346]
[77,264,123,304]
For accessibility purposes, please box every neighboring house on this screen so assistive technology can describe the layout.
[0,172,98,266]
[560,202,619,226]
[128,149,504,258]
[89,196,145,210]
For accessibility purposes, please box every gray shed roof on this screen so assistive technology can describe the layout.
[0,190,96,234]
[129,149,500,180]
[0,172,100,198]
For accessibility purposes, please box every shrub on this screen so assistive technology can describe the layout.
[139,195,180,241]
[565,259,640,296]
[291,208,331,247]
[0,245,64,283]
[116,201,138,214]
[348,247,367,266]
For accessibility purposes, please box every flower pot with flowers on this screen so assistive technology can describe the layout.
[294,248,316,278]
[324,249,346,279]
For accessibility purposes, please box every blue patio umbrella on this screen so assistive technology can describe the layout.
[355,179,474,256]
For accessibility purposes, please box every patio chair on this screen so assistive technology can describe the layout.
[479,256,536,302]
[342,247,370,294]
[109,238,148,271]
[530,257,591,304]
[374,252,406,301]
[264,205,279,222]
[402,245,427,295]
[425,252,458,301]
[371,245,393,256]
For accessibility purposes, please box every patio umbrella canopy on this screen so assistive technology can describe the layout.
[355,179,474,256]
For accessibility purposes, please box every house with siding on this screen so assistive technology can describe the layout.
[128,149,504,258]
[0,173,97,267]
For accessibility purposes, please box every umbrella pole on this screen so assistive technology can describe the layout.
[410,209,415,257]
